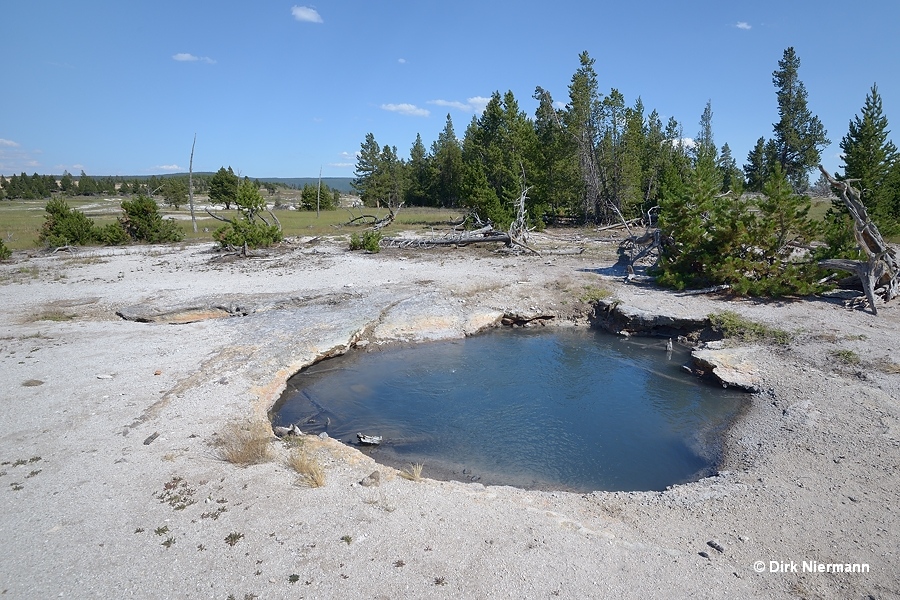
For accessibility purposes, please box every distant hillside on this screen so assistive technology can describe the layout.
[260,177,355,193]
[113,174,356,193]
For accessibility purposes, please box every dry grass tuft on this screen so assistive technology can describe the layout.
[580,285,613,303]
[288,448,326,487]
[875,359,900,374]
[217,421,272,466]
[28,310,76,322]
[399,462,424,482]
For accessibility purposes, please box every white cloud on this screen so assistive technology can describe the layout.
[292,6,323,23]
[381,103,430,117]
[0,140,41,174]
[428,96,491,113]
[328,162,355,168]
[398,58,407,64]
[736,21,751,30]
[156,164,182,172]
[340,151,359,161]
[664,137,695,149]
[466,96,491,113]
[429,99,470,111]
[172,53,216,64]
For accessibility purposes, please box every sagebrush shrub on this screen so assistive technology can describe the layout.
[349,230,381,253]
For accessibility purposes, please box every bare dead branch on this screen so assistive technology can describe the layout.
[205,208,234,223]
[817,164,900,314]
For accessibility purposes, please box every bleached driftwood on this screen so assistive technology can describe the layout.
[343,203,401,230]
[382,225,511,249]
[816,165,900,315]
[677,284,731,296]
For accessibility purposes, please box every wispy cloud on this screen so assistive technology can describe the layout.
[172,53,216,64]
[0,140,42,174]
[735,21,752,30]
[381,103,430,117]
[428,96,491,113]
[429,99,470,111]
[292,6,323,23]
[155,164,182,172]
[398,58,407,64]
[328,162,355,168]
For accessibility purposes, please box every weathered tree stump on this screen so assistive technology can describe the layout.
[817,165,900,315]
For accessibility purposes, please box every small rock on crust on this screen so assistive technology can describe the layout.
[359,471,381,487]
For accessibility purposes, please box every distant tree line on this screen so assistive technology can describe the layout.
[0,166,341,217]
[0,170,211,206]
[206,166,340,211]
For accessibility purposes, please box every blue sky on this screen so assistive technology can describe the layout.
[2,0,898,179]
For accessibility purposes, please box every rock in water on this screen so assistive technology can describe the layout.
[688,347,760,392]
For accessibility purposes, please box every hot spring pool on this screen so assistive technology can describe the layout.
[272,326,747,492]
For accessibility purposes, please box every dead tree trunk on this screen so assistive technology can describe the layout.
[382,227,511,248]
[343,203,401,230]
[817,165,900,314]
[188,134,197,233]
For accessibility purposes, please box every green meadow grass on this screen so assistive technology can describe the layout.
[0,196,465,250]
[0,193,859,253]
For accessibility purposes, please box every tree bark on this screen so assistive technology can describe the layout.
[817,165,900,314]
[189,134,197,233]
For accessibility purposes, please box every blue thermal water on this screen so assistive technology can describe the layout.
[273,327,746,492]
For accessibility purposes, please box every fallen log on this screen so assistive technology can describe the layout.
[676,284,731,296]
[382,231,511,248]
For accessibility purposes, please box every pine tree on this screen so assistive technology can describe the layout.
[77,170,98,196]
[378,144,405,207]
[405,133,430,206]
[430,115,463,207]
[617,98,646,219]
[460,115,507,225]
[733,164,821,295]
[771,47,830,190]
[209,167,239,210]
[695,101,716,158]
[656,143,723,289]
[460,90,537,226]
[563,51,604,221]
[839,83,899,225]
[744,137,768,192]
[638,109,668,213]
[533,86,578,220]
[718,143,743,194]
[352,133,383,206]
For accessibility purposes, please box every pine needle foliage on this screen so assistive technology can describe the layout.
[656,164,824,296]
